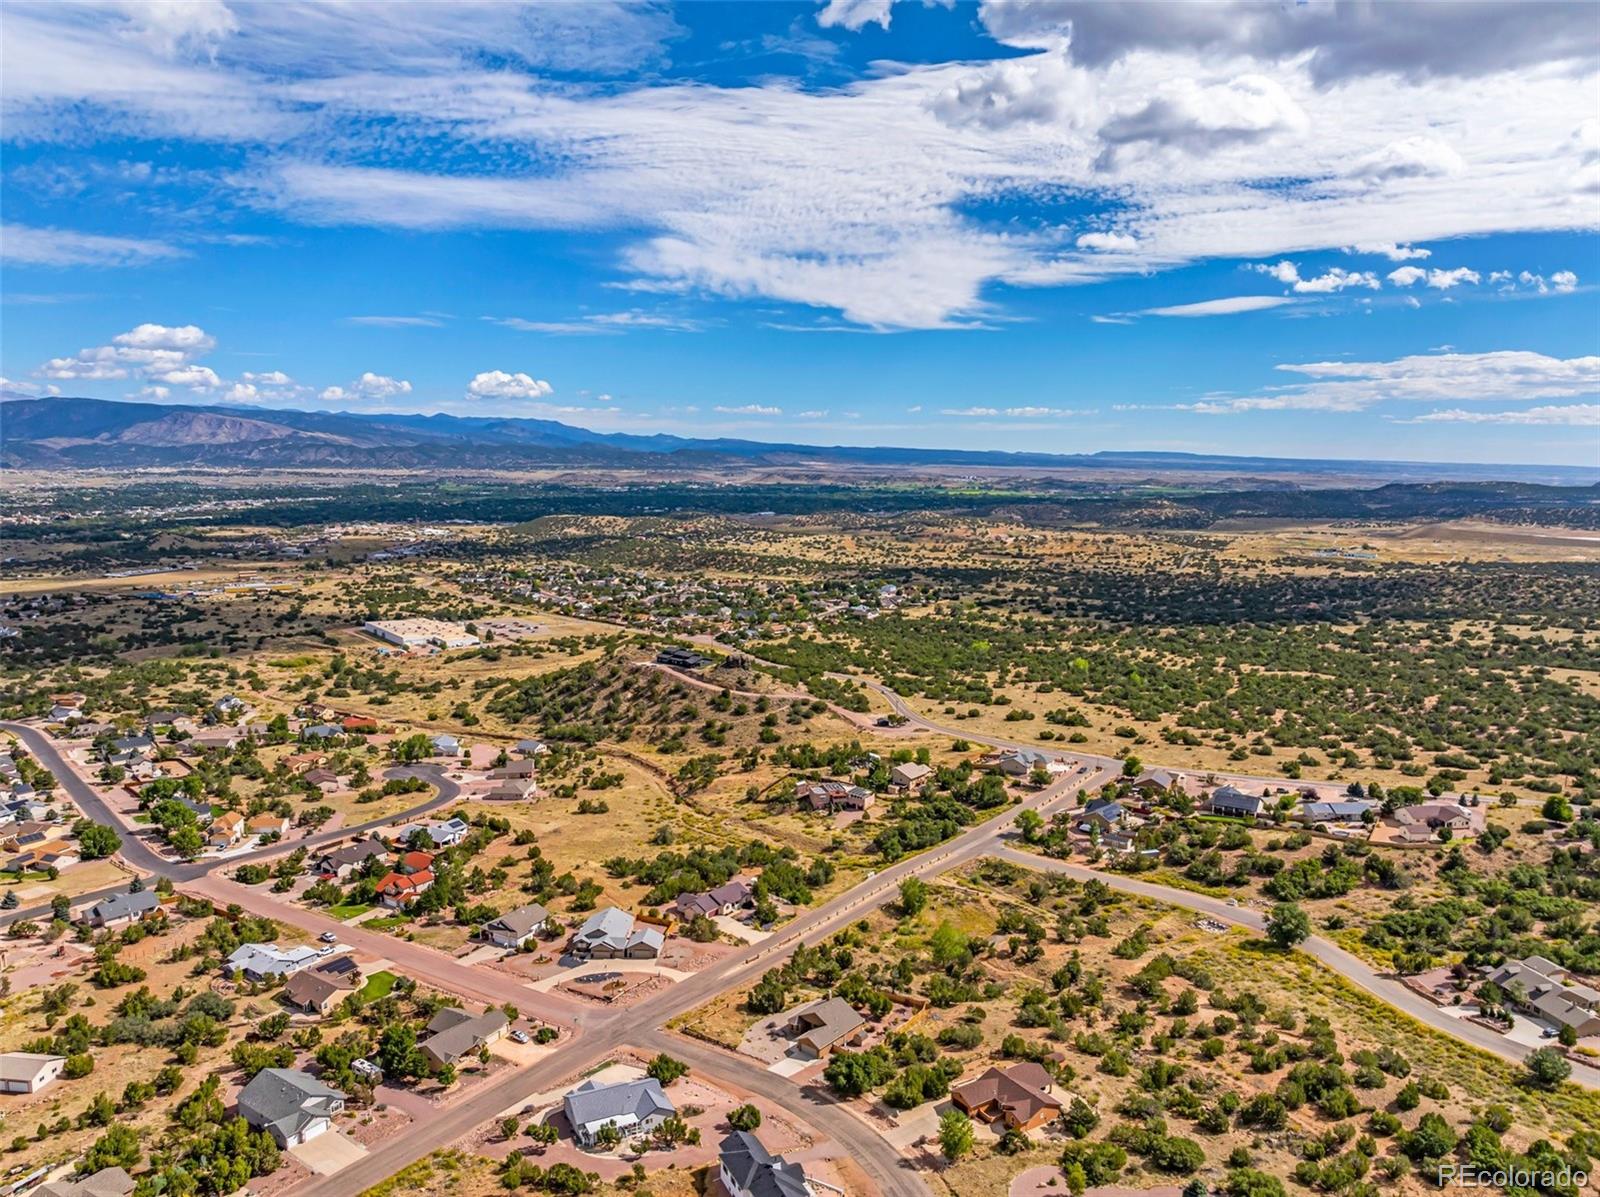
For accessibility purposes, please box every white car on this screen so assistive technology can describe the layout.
[319,931,338,943]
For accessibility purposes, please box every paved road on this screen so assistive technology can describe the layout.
[988,845,1600,1089]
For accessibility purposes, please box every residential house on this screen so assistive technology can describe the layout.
[237,1068,346,1147]
[246,812,290,839]
[673,880,753,922]
[35,1166,136,1197]
[1131,768,1187,795]
[569,906,663,959]
[207,811,245,849]
[429,733,462,757]
[950,1063,1064,1131]
[313,837,387,879]
[488,759,540,780]
[890,762,931,789]
[419,1006,510,1069]
[341,715,378,734]
[376,868,435,908]
[486,776,541,801]
[212,695,248,719]
[303,768,344,794]
[49,693,88,721]
[563,1076,676,1147]
[1295,800,1375,827]
[392,818,469,848]
[300,724,343,741]
[719,1131,817,1197]
[656,647,708,670]
[226,942,327,982]
[990,749,1064,780]
[515,739,550,757]
[1076,798,1127,834]
[309,953,361,986]
[795,780,874,814]
[1488,956,1600,1038]
[282,970,350,1016]
[1207,785,1269,819]
[0,1052,66,1094]
[79,889,160,929]
[481,903,552,949]
[1392,801,1485,841]
[188,727,244,752]
[785,996,865,1057]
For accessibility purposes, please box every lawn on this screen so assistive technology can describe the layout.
[328,902,374,920]
[364,916,411,931]
[358,970,398,1001]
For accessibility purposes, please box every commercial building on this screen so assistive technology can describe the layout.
[361,618,480,650]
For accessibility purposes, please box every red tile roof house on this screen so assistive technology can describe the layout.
[341,715,379,734]
[376,869,434,908]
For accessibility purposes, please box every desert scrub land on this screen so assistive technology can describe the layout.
[682,858,1598,1197]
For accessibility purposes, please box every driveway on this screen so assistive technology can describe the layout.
[290,1129,368,1174]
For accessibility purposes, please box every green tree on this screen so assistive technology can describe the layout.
[728,1104,762,1131]
[83,1122,141,1172]
[1265,902,1310,949]
[1523,1047,1571,1089]
[74,822,122,860]
[898,877,929,917]
[938,1109,975,1162]
[645,1053,689,1086]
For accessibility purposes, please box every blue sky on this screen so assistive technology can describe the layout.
[2,0,1598,465]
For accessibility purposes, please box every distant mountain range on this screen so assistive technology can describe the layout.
[3,395,1596,485]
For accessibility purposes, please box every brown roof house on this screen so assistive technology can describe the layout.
[785,996,865,1058]
[420,1006,509,1069]
[950,1063,1063,1131]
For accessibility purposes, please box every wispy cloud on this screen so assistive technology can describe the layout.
[1,222,184,268]
[346,315,444,328]
[1139,296,1298,318]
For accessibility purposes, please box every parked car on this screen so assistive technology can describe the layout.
[319,931,338,943]
[510,1029,531,1044]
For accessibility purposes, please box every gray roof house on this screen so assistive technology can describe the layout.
[720,1131,814,1197]
[429,733,462,757]
[1296,800,1375,826]
[1488,957,1600,1038]
[420,1006,510,1069]
[570,907,664,959]
[314,837,388,878]
[1207,785,1268,819]
[786,996,866,1057]
[562,1076,676,1147]
[80,889,160,928]
[35,1167,135,1197]
[237,1068,346,1147]
[1076,798,1126,833]
[482,902,551,948]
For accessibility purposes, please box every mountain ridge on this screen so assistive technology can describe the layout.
[3,395,1596,485]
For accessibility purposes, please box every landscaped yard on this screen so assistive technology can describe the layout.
[328,902,374,920]
[359,969,398,1001]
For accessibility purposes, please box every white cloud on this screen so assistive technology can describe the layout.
[35,321,219,388]
[0,376,60,397]
[1403,404,1600,426]
[930,53,1091,131]
[1387,265,1479,289]
[1349,242,1431,261]
[222,382,258,403]
[1140,295,1297,318]
[114,323,215,352]
[1076,231,1138,252]
[242,370,294,385]
[1513,269,1581,295]
[1096,74,1306,168]
[136,385,170,400]
[816,0,894,31]
[0,222,184,268]
[941,406,1000,416]
[465,370,554,400]
[346,315,444,327]
[796,409,829,419]
[715,403,782,415]
[1183,350,1600,414]
[489,310,703,335]
[1551,270,1579,292]
[1253,261,1379,292]
[320,372,413,403]
[1348,136,1466,183]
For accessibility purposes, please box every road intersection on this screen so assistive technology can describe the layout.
[2,681,1593,1197]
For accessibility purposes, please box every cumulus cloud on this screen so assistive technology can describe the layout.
[975,1,1599,86]
[0,222,184,268]
[816,0,894,30]
[1348,136,1466,182]
[930,53,1090,131]
[1349,242,1431,261]
[1096,74,1306,168]
[1252,261,1379,292]
[1076,231,1138,252]
[465,370,554,400]
[320,372,413,403]
[242,370,294,385]
[1387,265,1479,289]
[0,375,61,398]
[35,322,220,388]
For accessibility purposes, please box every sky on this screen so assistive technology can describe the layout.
[1,0,1598,467]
